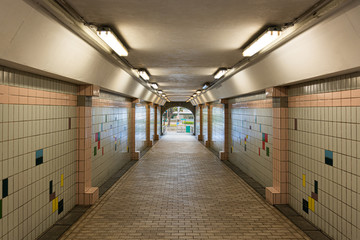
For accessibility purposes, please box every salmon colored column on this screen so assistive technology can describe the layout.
[197,105,203,141]
[154,104,160,140]
[130,99,140,160]
[265,87,289,205]
[146,103,153,147]
[77,85,100,205]
[219,99,229,161]
[205,104,212,147]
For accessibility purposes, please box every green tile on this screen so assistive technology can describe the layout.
[0,199,2,219]
[266,147,270,157]
[94,147,97,156]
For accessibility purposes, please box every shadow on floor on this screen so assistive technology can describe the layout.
[222,160,332,240]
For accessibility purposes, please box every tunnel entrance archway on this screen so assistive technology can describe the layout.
[162,106,195,135]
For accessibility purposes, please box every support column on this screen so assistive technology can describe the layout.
[76,85,99,205]
[154,105,159,140]
[265,87,289,205]
[205,104,212,147]
[219,99,230,161]
[130,99,140,160]
[146,103,153,147]
[197,105,203,141]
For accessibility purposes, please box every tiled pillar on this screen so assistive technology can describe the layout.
[198,105,203,141]
[154,105,159,140]
[219,100,229,161]
[205,104,212,147]
[77,85,100,205]
[265,87,289,205]
[146,103,153,147]
[130,99,140,160]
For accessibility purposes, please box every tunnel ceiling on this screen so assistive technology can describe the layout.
[65,0,319,101]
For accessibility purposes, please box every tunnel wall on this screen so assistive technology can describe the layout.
[287,72,360,240]
[135,103,147,152]
[202,107,208,144]
[195,106,200,138]
[229,94,274,187]
[210,104,225,153]
[0,66,77,239]
[91,92,131,187]
[157,107,161,138]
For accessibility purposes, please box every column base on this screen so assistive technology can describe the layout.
[131,151,140,160]
[77,187,99,205]
[219,151,228,161]
[205,140,211,147]
[148,140,153,147]
[154,135,159,140]
[197,135,203,141]
[265,187,288,205]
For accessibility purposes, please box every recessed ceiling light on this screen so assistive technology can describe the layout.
[138,69,150,81]
[158,90,163,94]
[243,27,282,57]
[97,27,128,56]
[214,68,228,80]
[150,83,158,89]
[202,82,210,90]
[196,90,201,95]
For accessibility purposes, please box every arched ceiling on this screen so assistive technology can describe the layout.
[64,0,319,101]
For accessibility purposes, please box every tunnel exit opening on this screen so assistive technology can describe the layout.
[162,106,194,135]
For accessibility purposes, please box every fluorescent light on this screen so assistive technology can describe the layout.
[162,94,166,97]
[97,28,128,56]
[214,68,228,80]
[138,69,150,81]
[243,28,282,57]
[150,83,158,89]
[202,82,210,90]
[196,90,201,95]
[193,93,197,97]
[158,90,163,94]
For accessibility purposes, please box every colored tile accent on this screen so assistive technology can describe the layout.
[101,123,103,131]
[69,117,71,129]
[2,178,8,198]
[246,135,248,139]
[311,192,318,201]
[249,126,251,130]
[266,147,269,157]
[98,141,101,150]
[265,134,268,143]
[58,199,64,215]
[262,141,265,150]
[308,197,315,212]
[303,199,309,214]
[36,149,43,166]
[259,124,261,132]
[49,180,53,194]
[294,119,297,130]
[61,174,64,187]
[314,180,318,194]
[49,192,56,202]
[94,147,97,156]
[325,150,333,166]
[0,199,2,219]
[52,197,58,213]
[302,174,306,187]
[262,133,265,141]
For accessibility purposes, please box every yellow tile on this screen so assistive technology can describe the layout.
[308,197,315,212]
[52,199,56,213]
[61,174,64,187]
[302,174,306,187]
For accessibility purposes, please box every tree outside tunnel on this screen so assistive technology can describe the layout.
[162,106,194,134]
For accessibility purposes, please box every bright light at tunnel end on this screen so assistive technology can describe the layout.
[97,28,128,57]
[242,28,282,57]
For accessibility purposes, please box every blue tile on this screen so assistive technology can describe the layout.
[325,150,333,166]
[36,149,43,166]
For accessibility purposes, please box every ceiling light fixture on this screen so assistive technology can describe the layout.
[138,69,150,81]
[242,27,282,57]
[202,82,210,90]
[193,93,197,97]
[196,90,202,95]
[158,90,163,94]
[97,27,128,56]
[214,68,228,80]
[150,83,158,89]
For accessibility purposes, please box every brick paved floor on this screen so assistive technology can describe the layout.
[61,134,309,240]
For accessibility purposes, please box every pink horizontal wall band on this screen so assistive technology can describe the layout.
[0,84,77,106]
[231,99,272,109]
[289,89,360,107]
[92,98,131,108]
